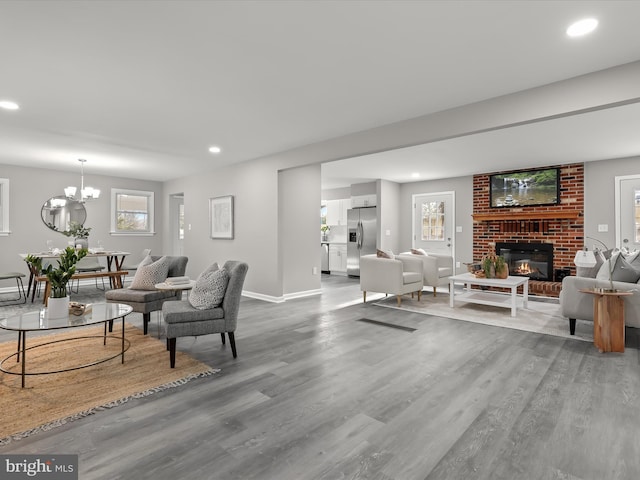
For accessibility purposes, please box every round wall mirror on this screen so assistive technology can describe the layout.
[41,196,87,233]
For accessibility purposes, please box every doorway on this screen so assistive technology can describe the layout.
[412,191,455,260]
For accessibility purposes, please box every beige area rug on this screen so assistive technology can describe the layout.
[374,291,594,342]
[0,323,218,444]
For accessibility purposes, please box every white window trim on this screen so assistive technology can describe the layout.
[110,188,155,236]
[0,178,9,236]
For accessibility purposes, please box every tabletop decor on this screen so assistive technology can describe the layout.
[481,251,508,279]
[43,246,87,318]
[62,221,92,249]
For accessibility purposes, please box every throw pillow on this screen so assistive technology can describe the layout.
[596,252,619,281]
[130,256,170,290]
[197,262,219,280]
[576,250,605,278]
[376,249,394,259]
[189,268,229,310]
[610,254,640,283]
[410,248,428,256]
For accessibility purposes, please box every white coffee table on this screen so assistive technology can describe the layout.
[449,272,529,317]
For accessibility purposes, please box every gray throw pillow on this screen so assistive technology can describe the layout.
[130,255,170,290]
[188,268,229,310]
[197,262,219,280]
[610,254,640,283]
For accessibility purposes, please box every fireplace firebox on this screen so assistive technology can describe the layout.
[495,242,553,281]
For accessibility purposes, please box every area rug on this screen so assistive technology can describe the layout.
[0,323,218,444]
[374,292,593,342]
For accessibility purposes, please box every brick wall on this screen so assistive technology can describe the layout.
[472,163,584,276]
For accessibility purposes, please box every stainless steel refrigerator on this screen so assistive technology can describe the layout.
[347,206,377,277]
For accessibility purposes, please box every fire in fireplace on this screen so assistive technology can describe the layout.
[495,242,554,281]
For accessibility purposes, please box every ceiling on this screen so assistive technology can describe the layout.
[1,1,640,185]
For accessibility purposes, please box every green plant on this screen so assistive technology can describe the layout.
[482,253,507,278]
[44,247,87,298]
[62,221,91,239]
[24,254,43,274]
[321,225,330,233]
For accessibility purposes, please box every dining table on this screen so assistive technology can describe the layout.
[19,250,130,300]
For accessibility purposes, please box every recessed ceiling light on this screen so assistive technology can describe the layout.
[566,18,598,37]
[0,100,19,110]
[208,145,222,154]
[411,172,420,178]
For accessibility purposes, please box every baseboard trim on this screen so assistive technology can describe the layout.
[242,288,322,303]
[284,289,322,300]
[242,290,285,303]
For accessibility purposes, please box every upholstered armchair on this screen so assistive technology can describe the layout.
[399,251,454,296]
[162,260,249,368]
[105,255,188,335]
[360,254,423,306]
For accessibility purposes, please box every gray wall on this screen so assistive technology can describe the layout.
[279,164,322,296]
[584,155,640,248]
[378,179,401,253]
[400,176,474,274]
[0,163,164,279]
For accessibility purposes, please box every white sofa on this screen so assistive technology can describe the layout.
[559,250,640,334]
[360,254,423,306]
[398,251,454,296]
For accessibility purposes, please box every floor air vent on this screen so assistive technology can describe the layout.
[356,318,416,332]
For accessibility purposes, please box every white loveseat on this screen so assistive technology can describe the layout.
[398,250,454,296]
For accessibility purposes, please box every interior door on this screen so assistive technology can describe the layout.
[616,175,640,252]
[413,191,455,257]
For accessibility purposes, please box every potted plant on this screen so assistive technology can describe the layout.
[44,246,87,318]
[482,252,508,279]
[321,225,330,241]
[62,221,91,249]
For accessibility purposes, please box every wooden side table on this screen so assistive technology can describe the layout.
[580,288,634,353]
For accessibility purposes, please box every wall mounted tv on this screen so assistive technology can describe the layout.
[489,167,560,208]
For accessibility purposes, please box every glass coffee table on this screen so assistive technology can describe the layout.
[0,302,133,388]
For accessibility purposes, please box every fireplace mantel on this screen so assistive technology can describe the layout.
[472,210,581,222]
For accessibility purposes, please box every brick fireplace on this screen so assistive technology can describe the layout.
[472,163,584,296]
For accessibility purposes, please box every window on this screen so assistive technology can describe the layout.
[110,188,155,235]
[0,178,9,235]
[421,201,445,241]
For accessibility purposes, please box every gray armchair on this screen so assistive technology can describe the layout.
[162,260,248,368]
[105,255,188,334]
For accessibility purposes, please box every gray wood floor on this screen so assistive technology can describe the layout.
[1,275,639,480]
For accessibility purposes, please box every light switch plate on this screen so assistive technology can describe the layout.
[456,226,463,233]
[597,224,608,232]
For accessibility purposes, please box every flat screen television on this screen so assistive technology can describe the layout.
[489,167,560,208]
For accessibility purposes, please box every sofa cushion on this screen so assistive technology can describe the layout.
[376,249,395,259]
[402,271,422,285]
[438,266,454,278]
[129,255,170,290]
[189,267,229,310]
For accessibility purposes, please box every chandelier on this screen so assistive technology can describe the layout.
[64,159,100,202]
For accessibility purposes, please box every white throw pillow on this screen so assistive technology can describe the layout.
[189,268,229,310]
[376,249,394,259]
[130,256,170,290]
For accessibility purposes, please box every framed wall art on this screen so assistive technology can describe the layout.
[210,195,234,239]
